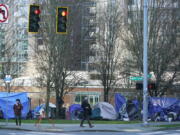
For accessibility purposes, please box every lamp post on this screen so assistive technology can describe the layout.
[143,0,148,125]
[4,75,12,125]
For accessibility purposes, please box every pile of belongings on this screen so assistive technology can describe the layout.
[148,97,180,122]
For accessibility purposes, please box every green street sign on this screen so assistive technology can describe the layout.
[130,74,152,81]
[130,76,143,81]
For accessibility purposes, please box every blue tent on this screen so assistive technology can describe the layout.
[69,104,83,120]
[69,104,82,113]
[0,92,30,119]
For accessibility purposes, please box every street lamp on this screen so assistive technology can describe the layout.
[4,75,12,125]
[143,0,148,125]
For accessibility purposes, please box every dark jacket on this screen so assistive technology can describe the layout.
[13,103,23,116]
[81,100,92,116]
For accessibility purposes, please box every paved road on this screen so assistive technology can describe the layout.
[0,129,180,135]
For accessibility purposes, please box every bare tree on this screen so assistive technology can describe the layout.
[122,0,180,96]
[95,1,124,102]
[32,0,85,118]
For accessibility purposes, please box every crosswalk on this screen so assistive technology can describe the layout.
[138,129,180,135]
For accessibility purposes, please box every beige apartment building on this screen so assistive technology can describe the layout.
[0,0,179,109]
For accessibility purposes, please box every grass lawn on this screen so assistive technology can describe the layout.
[0,119,141,124]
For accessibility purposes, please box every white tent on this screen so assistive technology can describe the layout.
[34,103,56,117]
[93,102,117,120]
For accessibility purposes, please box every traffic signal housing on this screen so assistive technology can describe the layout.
[136,82,156,90]
[28,5,40,33]
[56,7,68,34]
[136,82,143,90]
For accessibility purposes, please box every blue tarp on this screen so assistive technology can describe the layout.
[115,93,126,113]
[69,104,83,120]
[115,93,140,120]
[91,108,101,119]
[148,97,180,120]
[0,92,30,119]
[34,105,42,113]
[69,104,82,113]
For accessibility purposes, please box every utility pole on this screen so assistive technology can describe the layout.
[143,0,148,125]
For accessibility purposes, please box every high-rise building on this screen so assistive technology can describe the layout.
[0,0,29,78]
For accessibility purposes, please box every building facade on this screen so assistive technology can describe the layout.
[0,0,29,78]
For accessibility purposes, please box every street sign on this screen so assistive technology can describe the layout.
[0,4,9,23]
[130,76,143,81]
[4,75,12,83]
[130,74,152,81]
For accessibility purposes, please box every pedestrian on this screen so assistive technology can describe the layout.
[34,110,45,127]
[13,99,23,126]
[80,97,94,128]
[34,109,55,127]
[0,106,3,119]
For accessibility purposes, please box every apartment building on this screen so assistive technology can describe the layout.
[0,0,29,78]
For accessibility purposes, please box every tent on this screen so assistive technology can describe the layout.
[91,102,117,120]
[33,103,56,118]
[115,93,126,113]
[0,92,30,119]
[148,97,180,121]
[69,104,83,120]
[114,93,140,120]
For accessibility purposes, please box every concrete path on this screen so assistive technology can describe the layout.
[0,122,180,133]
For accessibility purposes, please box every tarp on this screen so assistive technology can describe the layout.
[69,104,83,120]
[0,92,30,119]
[148,97,180,120]
[115,93,140,120]
[91,108,101,119]
[69,104,82,113]
[33,103,56,116]
[92,102,117,120]
[115,93,126,113]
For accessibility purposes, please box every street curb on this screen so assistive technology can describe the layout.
[0,126,160,133]
[0,126,122,133]
[154,127,180,131]
[0,127,32,131]
[1,123,179,133]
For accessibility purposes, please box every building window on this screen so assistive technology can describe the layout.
[74,92,100,105]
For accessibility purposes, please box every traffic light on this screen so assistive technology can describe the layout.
[136,82,156,90]
[56,7,68,34]
[136,82,143,90]
[148,83,156,90]
[28,5,41,33]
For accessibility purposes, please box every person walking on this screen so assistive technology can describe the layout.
[34,110,45,127]
[13,99,23,126]
[80,97,94,128]
[34,109,55,128]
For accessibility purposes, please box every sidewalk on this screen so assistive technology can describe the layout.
[0,122,180,133]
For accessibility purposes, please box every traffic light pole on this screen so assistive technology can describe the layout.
[143,0,148,125]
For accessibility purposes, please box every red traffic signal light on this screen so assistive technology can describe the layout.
[148,83,156,90]
[56,7,68,34]
[28,5,40,33]
[61,11,67,16]
[34,9,41,15]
